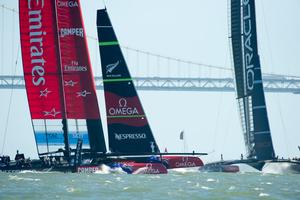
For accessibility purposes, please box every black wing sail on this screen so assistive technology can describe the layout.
[230,0,275,160]
[96,9,159,154]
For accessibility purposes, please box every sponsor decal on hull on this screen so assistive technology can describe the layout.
[175,157,197,168]
[77,166,99,173]
[130,163,167,174]
[163,156,203,169]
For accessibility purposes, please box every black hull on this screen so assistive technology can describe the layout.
[0,157,161,173]
[0,159,75,173]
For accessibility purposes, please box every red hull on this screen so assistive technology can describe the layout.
[162,156,204,169]
[222,165,240,173]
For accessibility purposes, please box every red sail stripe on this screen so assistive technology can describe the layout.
[19,0,65,119]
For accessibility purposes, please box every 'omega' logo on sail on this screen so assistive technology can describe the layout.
[57,1,78,7]
[243,0,254,92]
[28,0,46,86]
[108,98,139,116]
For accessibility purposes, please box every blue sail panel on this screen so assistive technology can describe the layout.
[35,131,89,146]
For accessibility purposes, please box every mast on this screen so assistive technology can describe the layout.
[96,9,159,154]
[54,0,70,158]
[230,0,275,160]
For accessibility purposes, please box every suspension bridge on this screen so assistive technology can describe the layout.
[0,4,300,94]
[1,75,300,93]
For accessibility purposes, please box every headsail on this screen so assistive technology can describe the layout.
[230,0,275,160]
[19,0,106,156]
[96,9,159,154]
[56,0,106,153]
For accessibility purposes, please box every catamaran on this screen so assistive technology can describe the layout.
[1,0,111,172]
[96,8,205,172]
[201,0,300,173]
[1,1,207,174]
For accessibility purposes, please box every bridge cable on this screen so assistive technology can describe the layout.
[1,7,18,155]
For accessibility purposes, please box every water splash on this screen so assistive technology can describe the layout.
[259,193,270,197]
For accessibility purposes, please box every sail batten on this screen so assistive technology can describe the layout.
[97,9,159,154]
[230,0,275,160]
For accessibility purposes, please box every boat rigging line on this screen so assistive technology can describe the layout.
[1,44,20,156]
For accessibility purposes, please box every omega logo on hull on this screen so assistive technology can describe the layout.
[175,157,197,168]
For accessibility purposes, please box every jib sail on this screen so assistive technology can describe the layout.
[96,9,159,154]
[56,0,106,153]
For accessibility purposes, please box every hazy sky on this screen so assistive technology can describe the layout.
[0,0,300,162]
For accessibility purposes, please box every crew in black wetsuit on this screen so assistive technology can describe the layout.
[15,150,25,167]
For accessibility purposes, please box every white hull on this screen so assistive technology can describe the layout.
[262,160,300,174]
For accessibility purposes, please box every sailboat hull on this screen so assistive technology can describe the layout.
[199,162,240,173]
[262,160,300,174]
[162,156,203,169]
[0,158,168,174]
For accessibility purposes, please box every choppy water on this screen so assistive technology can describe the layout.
[0,169,299,200]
